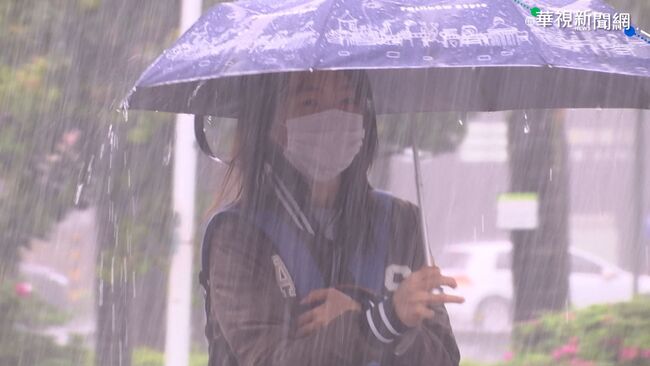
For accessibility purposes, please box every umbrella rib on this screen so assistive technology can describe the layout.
[311,0,339,70]
[509,1,550,67]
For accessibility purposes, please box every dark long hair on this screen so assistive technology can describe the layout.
[206,70,379,247]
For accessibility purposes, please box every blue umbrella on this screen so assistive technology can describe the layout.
[123,0,650,266]
[124,0,650,116]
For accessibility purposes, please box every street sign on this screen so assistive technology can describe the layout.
[497,192,539,230]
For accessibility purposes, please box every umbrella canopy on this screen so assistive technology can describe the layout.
[124,0,650,115]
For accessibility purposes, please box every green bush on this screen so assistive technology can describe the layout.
[503,296,650,366]
[133,347,208,366]
[0,280,69,328]
[0,280,91,365]
[0,332,91,366]
[461,360,498,366]
[133,347,164,366]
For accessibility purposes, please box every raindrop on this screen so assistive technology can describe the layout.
[111,256,115,293]
[309,67,314,72]
[187,81,207,108]
[75,183,84,205]
[206,115,214,126]
[132,271,137,299]
[458,118,463,126]
[549,168,553,181]
[113,133,119,151]
[112,304,116,334]
[86,155,95,183]
[99,252,104,307]
[118,99,129,123]
[123,257,127,285]
[523,111,530,133]
[99,280,103,307]
[127,169,131,187]
[163,143,172,166]
[108,124,119,157]
[129,230,134,255]
[481,214,485,232]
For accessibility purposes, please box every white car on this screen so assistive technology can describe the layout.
[437,241,650,333]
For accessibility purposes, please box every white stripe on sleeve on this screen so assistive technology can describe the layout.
[366,308,393,344]
[379,301,401,337]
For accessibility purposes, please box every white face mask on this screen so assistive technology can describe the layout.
[283,109,365,182]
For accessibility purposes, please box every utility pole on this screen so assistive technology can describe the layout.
[164,0,202,365]
[632,109,646,295]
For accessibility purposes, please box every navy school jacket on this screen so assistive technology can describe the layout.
[199,189,460,366]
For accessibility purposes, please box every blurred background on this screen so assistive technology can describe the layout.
[0,1,649,365]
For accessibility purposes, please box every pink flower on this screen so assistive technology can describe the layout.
[552,343,578,360]
[552,337,581,361]
[15,282,33,297]
[619,347,639,361]
[503,351,514,361]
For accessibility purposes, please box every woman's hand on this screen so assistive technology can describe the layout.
[296,288,361,337]
[392,266,465,328]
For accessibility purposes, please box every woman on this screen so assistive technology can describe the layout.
[199,70,464,366]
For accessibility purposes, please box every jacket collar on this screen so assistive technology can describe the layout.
[264,162,342,238]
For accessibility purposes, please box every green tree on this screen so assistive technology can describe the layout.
[0,1,89,273]
[0,1,179,365]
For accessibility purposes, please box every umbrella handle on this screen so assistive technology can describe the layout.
[409,119,433,267]
[194,115,227,165]
[407,119,450,350]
